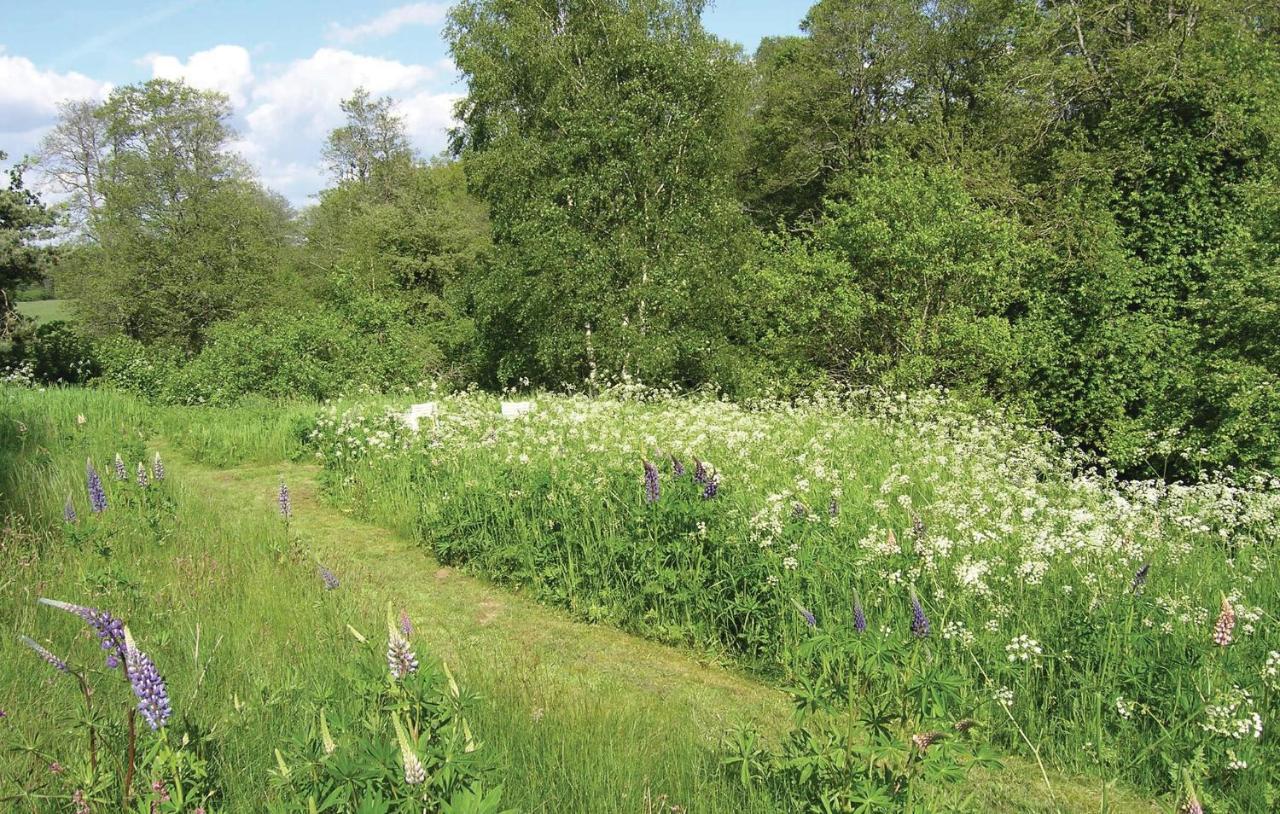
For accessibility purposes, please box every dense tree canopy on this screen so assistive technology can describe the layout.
[12,0,1280,475]
[0,153,53,335]
[447,0,754,387]
[54,80,294,351]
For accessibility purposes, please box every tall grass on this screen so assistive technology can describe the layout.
[0,385,779,812]
[312,389,1280,810]
[0,388,357,810]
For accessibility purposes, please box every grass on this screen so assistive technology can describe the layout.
[1,384,1259,811]
[14,299,73,326]
[311,390,1279,811]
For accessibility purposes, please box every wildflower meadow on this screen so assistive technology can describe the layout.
[2,380,1277,812]
[312,386,1280,812]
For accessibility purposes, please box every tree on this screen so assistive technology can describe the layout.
[0,152,53,337]
[448,0,755,387]
[322,87,414,189]
[303,157,491,379]
[749,158,1030,394]
[35,99,108,231]
[740,0,928,226]
[56,79,293,351]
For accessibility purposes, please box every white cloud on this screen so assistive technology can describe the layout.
[327,3,449,44]
[245,48,436,144]
[134,45,463,200]
[401,88,462,148]
[0,47,111,134]
[146,45,254,108]
[241,48,460,200]
[4,41,461,205]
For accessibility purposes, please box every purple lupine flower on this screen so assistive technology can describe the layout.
[828,497,839,518]
[64,497,78,524]
[1131,562,1150,594]
[113,453,128,481]
[791,599,817,628]
[387,633,419,680]
[701,478,719,500]
[152,452,165,482]
[912,731,945,752]
[86,458,107,514]
[693,458,708,484]
[123,629,171,730]
[136,461,149,489]
[642,460,660,504]
[671,456,685,477]
[20,635,70,673]
[319,567,339,590]
[0,709,7,719]
[38,599,127,670]
[911,515,926,540]
[853,596,867,634]
[910,591,931,638]
[278,481,291,520]
[399,609,413,638]
[1213,596,1236,647]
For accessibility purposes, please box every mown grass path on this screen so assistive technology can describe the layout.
[168,447,1161,813]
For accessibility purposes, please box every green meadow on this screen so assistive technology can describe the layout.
[13,300,72,327]
[2,384,1275,811]
[3,1,1279,811]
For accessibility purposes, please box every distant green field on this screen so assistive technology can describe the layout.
[14,298,72,325]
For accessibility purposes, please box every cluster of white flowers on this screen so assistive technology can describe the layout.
[1005,635,1043,664]
[943,620,974,646]
[1115,697,1135,720]
[1263,651,1280,691]
[0,361,36,387]
[992,686,1015,708]
[1203,687,1264,740]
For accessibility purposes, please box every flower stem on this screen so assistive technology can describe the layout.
[123,707,137,807]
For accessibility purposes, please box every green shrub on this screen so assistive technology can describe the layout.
[95,301,453,405]
[96,335,183,397]
[2,320,100,384]
[746,159,1030,398]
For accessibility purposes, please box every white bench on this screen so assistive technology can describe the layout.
[401,402,438,432]
[501,401,535,420]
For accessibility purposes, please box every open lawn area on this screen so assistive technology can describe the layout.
[15,299,73,326]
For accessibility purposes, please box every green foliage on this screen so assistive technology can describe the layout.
[268,639,505,813]
[97,301,437,405]
[4,320,100,384]
[726,633,1000,813]
[448,0,755,388]
[739,0,926,226]
[55,80,294,351]
[302,158,488,381]
[0,151,53,333]
[748,158,1030,395]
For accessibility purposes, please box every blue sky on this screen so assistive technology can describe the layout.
[1,1,807,204]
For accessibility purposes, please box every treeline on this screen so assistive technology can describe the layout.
[3,0,1280,477]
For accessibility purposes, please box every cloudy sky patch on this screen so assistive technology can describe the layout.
[1,1,802,204]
